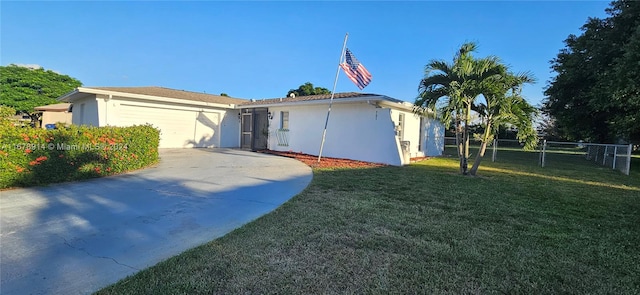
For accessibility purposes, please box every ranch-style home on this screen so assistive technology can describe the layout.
[58,86,444,166]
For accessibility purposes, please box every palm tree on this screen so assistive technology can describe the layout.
[415,59,465,173]
[468,70,538,175]
[416,42,502,174]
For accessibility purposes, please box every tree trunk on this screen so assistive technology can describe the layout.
[469,121,492,176]
[461,101,471,175]
[469,141,488,176]
[455,115,464,174]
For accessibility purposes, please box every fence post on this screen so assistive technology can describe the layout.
[613,146,618,170]
[492,139,497,162]
[625,144,632,175]
[541,139,547,168]
[585,145,590,160]
[603,146,608,165]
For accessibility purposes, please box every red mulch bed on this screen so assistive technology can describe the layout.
[259,150,387,169]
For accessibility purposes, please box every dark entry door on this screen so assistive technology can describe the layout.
[241,113,252,149]
[252,109,269,150]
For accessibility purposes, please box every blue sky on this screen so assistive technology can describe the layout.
[1,1,610,107]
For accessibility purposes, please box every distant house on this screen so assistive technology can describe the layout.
[33,103,72,128]
[57,87,444,165]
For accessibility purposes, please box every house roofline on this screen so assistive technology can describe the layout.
[58,87,238,109]
[33,103,72,112]
[237,95,418,112]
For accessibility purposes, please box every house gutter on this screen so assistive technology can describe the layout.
[57,88,81,102]
[59,87,238,109]
[236,95,408,109]
[104,94,112,126]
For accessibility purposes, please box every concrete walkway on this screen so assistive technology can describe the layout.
[0,149,312,295]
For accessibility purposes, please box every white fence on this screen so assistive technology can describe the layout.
[444,137,634,175]
[539,140,632,175]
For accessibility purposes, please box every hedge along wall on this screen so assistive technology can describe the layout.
[0,122,160,189]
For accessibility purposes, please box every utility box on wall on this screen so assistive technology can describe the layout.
[401,140,411,164]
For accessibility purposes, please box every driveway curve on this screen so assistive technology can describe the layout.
[0,148,312,295]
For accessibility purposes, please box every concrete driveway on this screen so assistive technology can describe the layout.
[0,149,312,295]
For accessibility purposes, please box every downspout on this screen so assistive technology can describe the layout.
[104,94,112,126]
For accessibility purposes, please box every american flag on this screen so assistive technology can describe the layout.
[340,48,372,90]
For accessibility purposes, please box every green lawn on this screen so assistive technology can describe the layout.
[97,149,640,294]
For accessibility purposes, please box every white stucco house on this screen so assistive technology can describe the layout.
[58,87,444,166]
[238,92,444,166]
[58,87,244,148]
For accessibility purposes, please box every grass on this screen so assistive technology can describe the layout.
[97,148,640,294]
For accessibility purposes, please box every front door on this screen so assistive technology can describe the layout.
[240,108,269,151]
[252,108,269,150]
[241,112,252,149]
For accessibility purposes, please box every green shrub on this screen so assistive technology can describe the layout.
[0,105,16,118]
[0,123,159,189]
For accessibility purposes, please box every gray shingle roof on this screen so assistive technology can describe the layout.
[86,86,247,105]
[239,92,402,106]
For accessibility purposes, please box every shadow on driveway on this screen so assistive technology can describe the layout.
[0,148,312,295]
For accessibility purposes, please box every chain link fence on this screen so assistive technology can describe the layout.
[444,137,635,175]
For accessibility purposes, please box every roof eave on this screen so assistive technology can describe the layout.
[236,95,390,109]
[34,103,72,112]
[377,99,418,112]
[65,87,238,109]
[57,88,81,102]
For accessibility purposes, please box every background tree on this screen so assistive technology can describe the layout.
[0,106,16,120]
[220,93,229,97]
[286,82,331,97]
[536,113,564,142]
[0,64,82,113]
[543,0,640,144]
[416,42,538,175]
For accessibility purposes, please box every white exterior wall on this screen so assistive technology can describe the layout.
[423,119,445,156]
[219,111,240,148]
[71,95,100,126]
[41,111,72,128]
[267,103,403,166]
[389,109,425,158]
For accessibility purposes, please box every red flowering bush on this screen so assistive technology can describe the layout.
[0,122,159,189]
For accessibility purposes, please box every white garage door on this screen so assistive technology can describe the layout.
[118,104,220,148]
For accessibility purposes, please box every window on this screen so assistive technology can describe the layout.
[280,111,289,130]
[397,113,405,139]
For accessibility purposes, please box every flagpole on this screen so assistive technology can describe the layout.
[318,33,349,163]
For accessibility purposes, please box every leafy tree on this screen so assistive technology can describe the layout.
[415,42,538,175]
[0,64,82,113]
[286,82,331,97]
[220,93,229,97]
[536,113,565,141]
[543,0,640,144]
